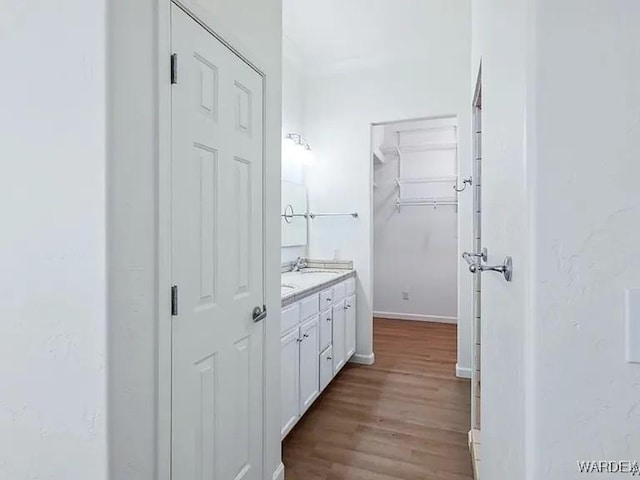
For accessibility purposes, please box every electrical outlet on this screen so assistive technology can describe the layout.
[402,291,409,301]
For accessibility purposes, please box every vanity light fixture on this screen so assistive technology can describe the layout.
[284,132,314,164]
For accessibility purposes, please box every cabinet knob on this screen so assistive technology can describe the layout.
[303,333,309,338]
[327,356,332,360]
[326,317,332,322]
[326,298,332,302]
[296,338,302,343]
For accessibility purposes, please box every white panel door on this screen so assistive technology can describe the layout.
[171,6,264,480]
[345,294,356,360]
[280,329,300,438]
[299,315,320,413]
[332,300,346,374]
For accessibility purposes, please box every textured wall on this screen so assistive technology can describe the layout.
[532,1,640,477]
[0,2,108,478]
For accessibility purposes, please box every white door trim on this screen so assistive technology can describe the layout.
[156,2,269,478]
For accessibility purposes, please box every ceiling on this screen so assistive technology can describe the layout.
[283,0,468,74]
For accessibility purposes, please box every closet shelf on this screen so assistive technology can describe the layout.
[381,142,457,155]
[395,176,457,186]
[395,196,458,212]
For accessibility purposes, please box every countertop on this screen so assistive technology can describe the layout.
[281,268,355,307]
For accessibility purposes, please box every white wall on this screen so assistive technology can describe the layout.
[0,2,108,479]
[531,1,640,477]
[281,46,308,264]
[304,0,472,364]
[373,118,459,320]
[108,1,283,479]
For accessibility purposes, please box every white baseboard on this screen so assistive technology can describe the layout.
[349,352,375,365]
[374,311,458,324]
[272,462,285,480]
[456,363,472,379]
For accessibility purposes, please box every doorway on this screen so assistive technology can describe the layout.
[169,5,266,479]
[372,116,460,324]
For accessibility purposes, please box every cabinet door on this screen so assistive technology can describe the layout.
[299,315,320,413]
[319,308,332,352]
[332,300,346,374]
[280,329,300,438]
[320,345,333,392]
[345,294,356,360]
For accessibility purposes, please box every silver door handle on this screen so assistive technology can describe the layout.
[252,305,267,323]
[462,248,487,265]
[470,257,513,282]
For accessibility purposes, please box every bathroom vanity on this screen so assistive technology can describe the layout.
[280,265,356,438]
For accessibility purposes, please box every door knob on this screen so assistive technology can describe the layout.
[252,305,267,322]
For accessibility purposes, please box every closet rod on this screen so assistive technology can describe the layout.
[308,212,359,219]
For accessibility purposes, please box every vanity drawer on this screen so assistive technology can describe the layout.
[320,287,334,307]
[299,294,319,321]
[333,281,347,302]
[345,277,356,295]
[320,345,334,392]
[281,303,300,334]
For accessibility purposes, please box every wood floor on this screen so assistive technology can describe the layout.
[282,318,473,480]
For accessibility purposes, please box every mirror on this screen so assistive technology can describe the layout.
[282,181,308,247]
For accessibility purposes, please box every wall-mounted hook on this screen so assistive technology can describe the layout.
[453,177,473,192]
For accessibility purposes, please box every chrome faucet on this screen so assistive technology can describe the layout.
[292,257,307,272]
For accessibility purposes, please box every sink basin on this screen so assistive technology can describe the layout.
[280,284,297,296]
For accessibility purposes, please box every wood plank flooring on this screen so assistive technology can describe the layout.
[282,318,473,480]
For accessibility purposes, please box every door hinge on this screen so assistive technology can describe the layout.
[171,285,179,316]
[171,53,178,85]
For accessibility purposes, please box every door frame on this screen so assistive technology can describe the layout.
[471,64,482,431]
[156,2,269,478]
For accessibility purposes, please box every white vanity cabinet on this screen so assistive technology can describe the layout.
[280,274,357,438]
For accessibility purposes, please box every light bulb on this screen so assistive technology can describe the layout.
[301,146,314,165]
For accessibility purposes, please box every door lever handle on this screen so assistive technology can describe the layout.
[469,257,513,282]
[252,305,267,323]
